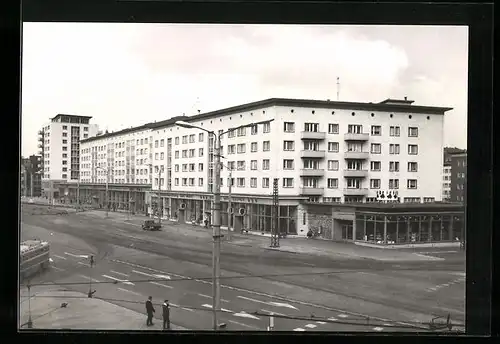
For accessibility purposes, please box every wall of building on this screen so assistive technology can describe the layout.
[450,153,467,202]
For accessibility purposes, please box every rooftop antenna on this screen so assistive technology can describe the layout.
[336,77,340,101]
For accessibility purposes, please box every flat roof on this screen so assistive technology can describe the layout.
[307,202,465,212]
[80,97,452,144]
[51,114,93,121]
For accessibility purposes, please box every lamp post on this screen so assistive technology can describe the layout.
[68,168,81,210]
[142,163,163,224]
[175,118,273,330]
[95,166,110,218]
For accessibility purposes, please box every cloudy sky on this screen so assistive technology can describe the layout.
[21,23,468,157]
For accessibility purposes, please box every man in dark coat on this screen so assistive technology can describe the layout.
[162,300,170,330]
[145,296,155,326]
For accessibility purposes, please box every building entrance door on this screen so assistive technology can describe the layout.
[341,223,353,240]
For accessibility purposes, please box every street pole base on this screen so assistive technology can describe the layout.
[27,320,33,328]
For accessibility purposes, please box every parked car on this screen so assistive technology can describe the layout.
[142,219,162,231]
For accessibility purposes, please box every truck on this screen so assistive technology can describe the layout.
[20,240,50,282]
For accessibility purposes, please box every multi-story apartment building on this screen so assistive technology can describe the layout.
[450,152,467,203]
[20,155,42,197]
[39,114,99,199]
[66,97,453,237]
[442,163,452,201]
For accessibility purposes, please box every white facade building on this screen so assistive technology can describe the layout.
[39,114,98,186]
[78,97,452,204]
[442,164,452,201]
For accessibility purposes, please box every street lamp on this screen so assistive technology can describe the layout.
[68,168,81,211]
[142,162,163,224]
[95,166,110,218]
[175,118,274,330]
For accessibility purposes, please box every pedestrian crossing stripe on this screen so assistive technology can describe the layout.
[316,321,327,324]
[293,328,305,331]
[305,324,317,328]
[373,327,384,332]
[338,314,348,318]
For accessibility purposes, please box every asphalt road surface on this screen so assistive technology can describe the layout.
[20,204,465,332]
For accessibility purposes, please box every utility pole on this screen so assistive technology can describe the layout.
[227,168,233,240]
[27,283,33,328]
[88,255,95,298]
[212,134,222,330]
[270,178,280,248]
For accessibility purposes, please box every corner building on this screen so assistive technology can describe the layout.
[68,97,455,239]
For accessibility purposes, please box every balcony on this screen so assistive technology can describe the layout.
[343,188,369,196]
[300,131,326,140]
[300,169,325,177]
[300,187,324,195]
[344,151,369,160]
[343,169,368,178]
[38,136,44,142]
[300,150,326,158]
[344,133,369,141]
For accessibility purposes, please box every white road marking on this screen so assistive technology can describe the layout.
[198,294,229,302]
[77,261,91,267]
[442,283,450,287]
[268,301,298,310]
[131,269,154,278]
[169,302,194,312]
[117,287,141,296]
[153,274,171,280]
[150,281,173,289]
[383,323,392,326]
[201,304,233,313]
[111,259,424,330]
[51,266,65,271]
[77,274,101,283]
[238,295,269,305]
[328,317,338,321]
[338,314,348,318]
[293,328,305,331]
[53,254,67,260]
[428,287,437,291]
[49,258,54,262]
[110,270,129,277]
[305,324,317,328]
[261,309,286,317]
[102,274,134,285]
[419,251,457,254]
[64,252,89,259]
[373,327,384,331]
[302,262,315,267]
[233,311,260,320]
[316,321,327,325]
[228,320,260,330]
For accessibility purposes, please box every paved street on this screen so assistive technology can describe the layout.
[20,204,465,332]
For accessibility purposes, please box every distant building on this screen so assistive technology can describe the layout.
[20,155,43,197]
[449,152,467,203]
[442,147,466,202]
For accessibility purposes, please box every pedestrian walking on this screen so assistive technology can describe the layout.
[162,300,170,330]
[307,229,313,239]
[145,296,155,326]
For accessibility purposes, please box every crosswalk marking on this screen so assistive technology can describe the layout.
[261,309,286,317]
[102,274,134,285]
[52,254,67,260]
[77,261,91,267]
[338,314,348,318]
[328,317,338,321]
[117,287,141,296]
[293,328,305,331]
[77,274,100,283]
[150,281,173,289]
[132,269,154,278]
[228,320,259,330]
[305,324,317,328]
[110,270,129,277]
[316,321,327,324]
[373,327,384,331]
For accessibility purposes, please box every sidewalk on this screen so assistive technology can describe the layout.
[40,205,444,262]
[19,285,186,330]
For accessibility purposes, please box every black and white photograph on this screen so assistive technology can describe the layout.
[20,23,468,333]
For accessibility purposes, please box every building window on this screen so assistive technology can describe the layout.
[250,178,257,188]
[83,134,88,138]
[182,164,188,172]
[175,137,179,145]
[188,149,195,158]
[407,179,418,189]
[328,124,339,134]
[370,179,381,189]
[389,144,400,155]
[62,153,67,158]
[303,159,319,169]
[283,141,294,151]
[408,144,418,155]
[189,163,195,172]
[389,179,399,189]
[370,161,381,171]
[327,178,338,189]
[263,122,271,133]
[182,150,188,158]
[175,165,179,172]
[237,161,246,171]
[237,178,245,187]
[181,136,187,144]
[283,159,294,170]
[181,178,187,186]
[228,161,235,171]
[249,160,257,170]
[370,143,381,154]
[389,161,400,172]
[161,139,165,147]
[408,162,418,172]
[283,178,294,188]
[62,167,67,172]
[62,126,67,130]
[160,152,164,160]
[228,177,234,186]
[328,142,339,152]
[408,127,419,137]
[237,127,246,137]
[263,178,270,188]
[284,122,295,133]
[263,159,270,170]
[175,151,179,159]
[62,132,67,137]
[198,163,204,172]
[263,141,270,151]
[155,140,159,148]
[371,125,382,136]
[423,197,435,203]
[347,124,362,134]
[304,123,319,132]
[237,144,246,154]
[251,142,258,152]
[251,125,258,135]
[347,160,362,170]
[62,174,67,178]
[403,197,420,203]
[199,148,204,157]
[228,145,235,154]
[328,160,339,171]
[189,135,195,143]
[389,126,400,137]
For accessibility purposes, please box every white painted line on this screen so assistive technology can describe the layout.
[198,293,211,299]
[228,320,260,330]
[153,274,171,280]
[181,307,194,312]
[442,284,450,287]
[77,274,101,283]
[64,252,89,259]
[328,317,338,321]
[110,270,129,277]
[373,327,384,331]
[117,287,141,296]
[305,324,317,328]
[77,261,91,267]
[268,302,298,310]
[53,254,67,260]
[338,314,348,318]
[131,269,154,278]
[170,302,194,312]
[419,251,457,254]
[238,295,269,305]
[202,304,213,309]
[293,328,305,331]
[261,309,286,317]
[428,287,437,291]
[150,281,173,289]
[102,274,134,285]
[233,311,260,320]
[316,321,327,325]
[49,258,54,262]
[51,266,65,271]
[302,262,315,267]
